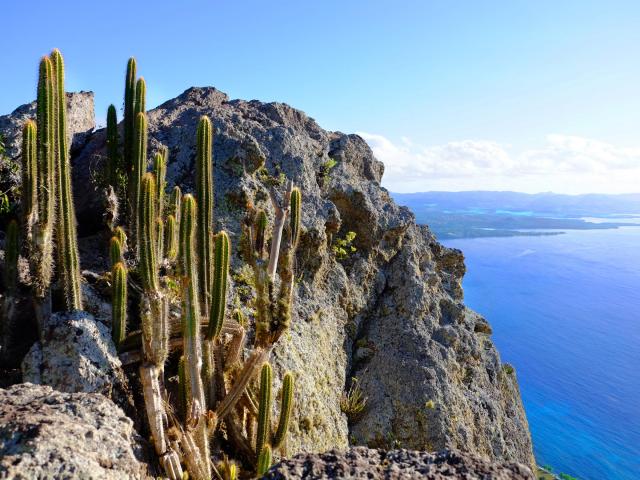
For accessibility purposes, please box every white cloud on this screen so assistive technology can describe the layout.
[357,132,640,194]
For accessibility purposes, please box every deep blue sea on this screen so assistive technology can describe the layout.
[444,226,640,480]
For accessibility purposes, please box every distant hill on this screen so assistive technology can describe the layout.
[391,191,640,239]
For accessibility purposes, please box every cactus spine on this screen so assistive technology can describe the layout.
[256,362,272,458]
[207,231,229,340]
[290,187,301,248]
[106,104,119,186]
[256,445,272,476]
[195,116,213,312]
[111,262,127,346]
[51,49,83,310]
[272,372,294,449]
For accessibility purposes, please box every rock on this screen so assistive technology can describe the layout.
[21,310,129,403]
[1,87,535,471]
[0,383,152,479]
[261,446,535,479]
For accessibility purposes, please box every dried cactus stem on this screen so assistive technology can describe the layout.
[267,180,293,280]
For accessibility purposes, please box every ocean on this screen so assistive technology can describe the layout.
[443,226,640,480]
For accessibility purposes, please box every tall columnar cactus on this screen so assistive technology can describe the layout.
[106,104,120,187]
[170,185,182,221]
[114,226,128,253]
[290,187,301,248]
[195,116,213,312]
[124,57,137,182]
[272,372,294,449]
[139,172,159,294]
[33,55,56,301]
[132,112,148,252]
[21,120,38,245]
[165,214,178,262]
[134,77,146,117]
[51,49,83,311]
[256,362,272,458]
[111,261,127,346]
[153,148,167,216]
[207,231,229,341]
[109,236,123,267]
[178,194,210,472]
[255,209,267,257]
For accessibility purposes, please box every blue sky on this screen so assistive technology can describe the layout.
[3,0,640,193]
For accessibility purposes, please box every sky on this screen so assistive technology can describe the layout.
[2,0,640,194]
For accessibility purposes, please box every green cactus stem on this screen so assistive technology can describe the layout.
[51,49,83,311]
[256,362,273,457]
[106,104,120,186]
[195,115,213,313]
[290,187,301,248]
[256,445,272,476]
[114,226,128,253]
[153,148,167,215]
[21,120,37,245]
[170,185,182,221]
[111,261,127,346]
[139,173,158,292]
[165,214,178,262]
[134,76,146,117]
[132,112,148,252]
[272,372,294,449]
[109,236,123,267]
[124,58,136,184]
[207,231,229,341]
[255,209,267,257]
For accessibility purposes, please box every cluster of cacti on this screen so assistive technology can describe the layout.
[11,50,84,334]
[3,51,303,479]
[100,58,302,478]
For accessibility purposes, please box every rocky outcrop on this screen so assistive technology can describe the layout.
[0,87,535,471]
[261,447,535,479]
[0,383,152,479]
[21,311,130,406]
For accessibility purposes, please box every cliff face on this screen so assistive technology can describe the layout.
[0,88,534,470]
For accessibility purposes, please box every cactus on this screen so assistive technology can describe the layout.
[256,445,272,476]
[134,77,146,117]
[124,58,137,182]
[111,261,127,346]
[207,231,229,340]
[165,214,178,261]
[139,173,158,292]
[179,194,210,472]
[51,49,83,311]
[106,104,120,186]
[109,236,123,267]
[272,372,294,449]
[114,226,128,253]
[132,112,148,252]
[156,219,165,263]
[290,187,301,248]
[255,209,267,257]
[21,121,37,245]
[3,220,19,295]
[33,55,56,301]
[195,115,213,312]
[256,362,272,458]
[170,185,182,220]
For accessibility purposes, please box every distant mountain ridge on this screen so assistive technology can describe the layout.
[391,191,640,239]
[392,191,640,217]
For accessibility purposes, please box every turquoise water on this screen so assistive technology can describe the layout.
[444,227,640,480]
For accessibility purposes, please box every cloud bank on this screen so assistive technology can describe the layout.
[358,132,640,194]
